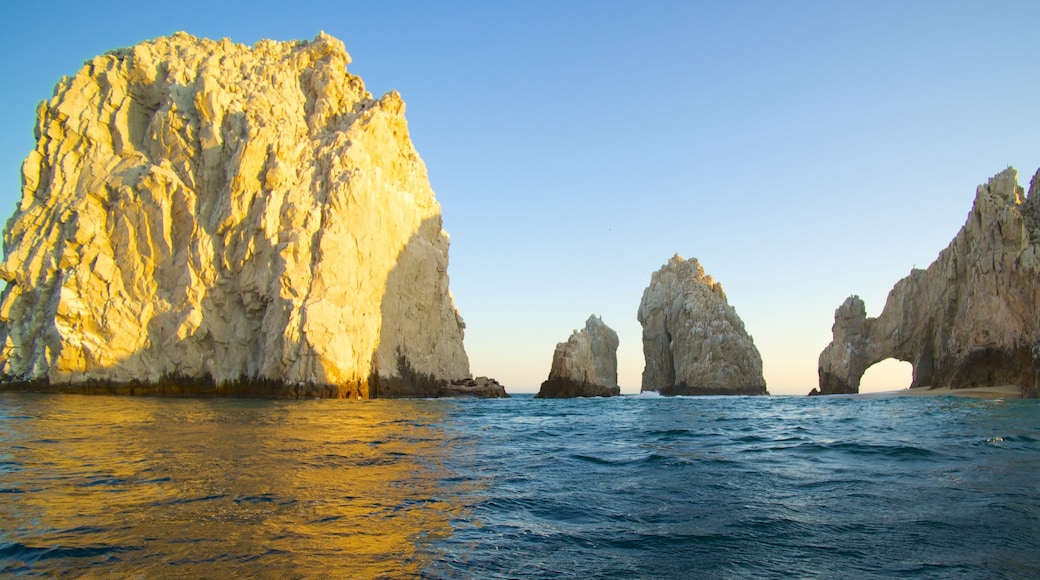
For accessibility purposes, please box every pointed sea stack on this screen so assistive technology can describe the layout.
[638,255,767,395]
[0,33,483,398]
[536,315,620,398]
[817,167,1040,397]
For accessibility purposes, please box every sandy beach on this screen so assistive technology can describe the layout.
[900,385,1026,398]
[830,385,1028,399]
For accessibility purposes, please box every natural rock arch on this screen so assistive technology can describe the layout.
[817,168,1040,396]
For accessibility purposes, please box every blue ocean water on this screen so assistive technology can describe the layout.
[0,392,1038,578]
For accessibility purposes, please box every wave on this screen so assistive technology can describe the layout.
[2,392,1038,578]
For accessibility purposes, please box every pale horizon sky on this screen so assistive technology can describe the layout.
[1,1,1038,395]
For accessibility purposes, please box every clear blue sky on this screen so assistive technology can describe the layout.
[1,1,1038,394]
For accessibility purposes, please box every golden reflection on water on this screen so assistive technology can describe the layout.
[0,394,481,577]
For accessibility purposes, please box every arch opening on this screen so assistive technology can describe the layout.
[859,359,913,393]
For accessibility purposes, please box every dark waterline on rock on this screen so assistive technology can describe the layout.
[1,393,1038,577]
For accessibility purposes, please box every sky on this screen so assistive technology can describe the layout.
[1,1,1038,395]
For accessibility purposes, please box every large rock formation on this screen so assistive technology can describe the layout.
[536,315,620,398]
[0,32,479,398]
[817,167,1040,397]
[638,255,767,395]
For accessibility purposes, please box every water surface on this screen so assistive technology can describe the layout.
[1,392,1038,577]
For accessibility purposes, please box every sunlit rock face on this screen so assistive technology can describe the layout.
[536,315,620,398]
[817,167,1040,397]
[638,255,767,395]
[0,32,472,397]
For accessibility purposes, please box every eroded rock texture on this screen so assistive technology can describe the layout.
[817,167,1040,397]
[536,315,620,398]
[0,32,473,397]
[638,255,767,395]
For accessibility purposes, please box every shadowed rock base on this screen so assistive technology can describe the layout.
[535,377,620,398]
[937,345,1034,392]
[814,371,857,396]
[658,383,768,396]
[369,353,508,398]
[1,374,509,399]
[0,376,365,399]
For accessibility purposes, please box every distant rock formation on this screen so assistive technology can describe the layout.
[0,32,481,398]
[816,167,1040,397]
[638,255,767,395]
[536,315,620,398]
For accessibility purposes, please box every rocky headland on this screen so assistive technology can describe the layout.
[0,32,499,398]
[536,315,620,398]
[638,255,767,395]
[816,167,1040,397]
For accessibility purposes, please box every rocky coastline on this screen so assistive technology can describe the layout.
[816,167,1040,397]
[0,32,1036,400]
[0,374,509,399]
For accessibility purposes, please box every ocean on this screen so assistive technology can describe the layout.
[1,392,1037,578]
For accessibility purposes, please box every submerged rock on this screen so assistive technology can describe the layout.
[0,32,477,398]
[638,255,767,395]
[817,167,1040,397]
[536,315,620,398]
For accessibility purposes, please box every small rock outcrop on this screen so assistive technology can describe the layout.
[536,315,620,398]
[817,167,1040,397]
[0,32,480,398]
[445,377,510,399]
[638,255,767,395]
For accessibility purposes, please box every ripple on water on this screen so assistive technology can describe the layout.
[0,393,1038,577]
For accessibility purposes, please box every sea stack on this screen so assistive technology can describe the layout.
[817,167,1040,397]
[638,255,767,395]
[536,315,620,398]
[0,32,478,398]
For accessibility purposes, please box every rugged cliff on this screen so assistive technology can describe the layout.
[536,315,620,398]
[638,255,767,395]
[816,167,1040,396]
[0,32,475,398]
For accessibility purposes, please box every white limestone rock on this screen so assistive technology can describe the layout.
[0,32,472,398]
[536,315,620,398]
[638,255,766,395]
[817,167,1040,397]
